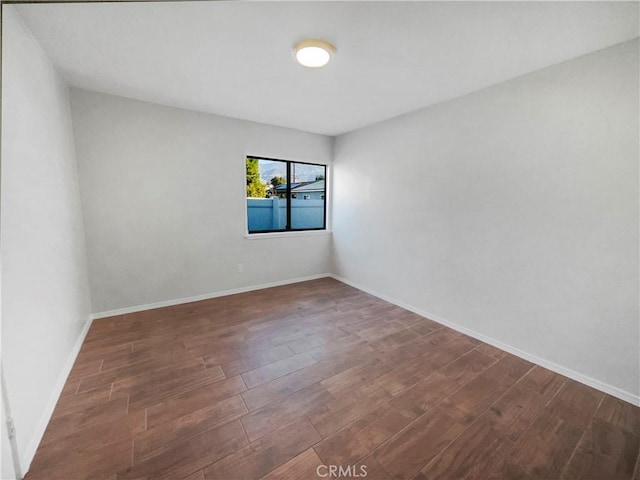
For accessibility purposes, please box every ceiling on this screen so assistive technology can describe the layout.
[14,1,639,136]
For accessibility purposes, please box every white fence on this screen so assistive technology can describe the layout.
[247,197,324,231]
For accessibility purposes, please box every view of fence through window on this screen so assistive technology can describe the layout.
[246,157,326,233]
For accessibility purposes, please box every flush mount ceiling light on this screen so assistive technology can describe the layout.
[293,39,336,68]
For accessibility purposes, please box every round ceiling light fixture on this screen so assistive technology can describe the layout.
[293,39,336,68]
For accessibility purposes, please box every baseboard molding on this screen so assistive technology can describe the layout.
[330,274,640,407]
[17,274,636,477]
[21,315,94,475]
[85,271,637,407]
[91,273,332,320]
[20,273,333,475]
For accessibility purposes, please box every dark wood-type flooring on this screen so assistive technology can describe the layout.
[26,278,640,480]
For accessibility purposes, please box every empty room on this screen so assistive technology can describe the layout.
[1,1,638,479]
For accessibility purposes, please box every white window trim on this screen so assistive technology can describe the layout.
[244,229,332,240]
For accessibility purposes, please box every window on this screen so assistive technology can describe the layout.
[246,156,326,234]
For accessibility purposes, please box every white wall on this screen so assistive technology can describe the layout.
[1,6,93,473]
[2,386,17,480]
[69,89,333,314]
[333,39,639,402]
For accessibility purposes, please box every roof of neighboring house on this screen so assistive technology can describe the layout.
[291,180,325,192]
[274,182,304,192]
[274,180,324,193]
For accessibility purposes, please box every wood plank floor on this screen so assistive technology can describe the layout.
[25,278,640,480]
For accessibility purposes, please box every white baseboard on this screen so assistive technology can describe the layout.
[21,315,94,475]
[19,273,636,478]
[19,274,332,475]
[329,274,640,407]
[90,273,332,320]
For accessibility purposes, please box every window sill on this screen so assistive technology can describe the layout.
[244,230,332,240]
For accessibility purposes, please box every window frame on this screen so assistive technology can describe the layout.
[245,155,328,235]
